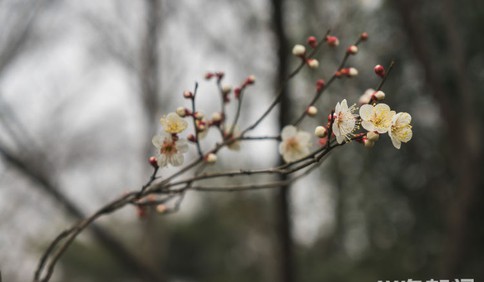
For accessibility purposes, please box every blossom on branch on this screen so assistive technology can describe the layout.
[152,133,189,167]
[359,103,395,133]
[333,99,358,144]
[160,113,188,134]
[279,125,311,163]
[389,112,413,149]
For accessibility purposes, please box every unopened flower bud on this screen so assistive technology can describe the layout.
[211,112,222,122]
[326,35,339,47]
[215,71,224,79]
[292,44,306,57]
[367,131,380,142]
[194,111,204,120]
[374,90,385,101]
[197,123,206,131]
[205,72,214,80]
[348,67,358,77]
[316,79,325,91]
[360,32,369,41]
[222,84,231,95]
[156,204,167,213]
[315,126,327,138]
[347,45,358,55]
[205,153,217,164]
[176,107,187,117]
[307,36,318,48]
[359,88,375,104]
[136,206,147,218]
[307,106,318,117]
[234,87,241,98]
[374,64,385,77]
[363,137,374,148]
[149,156,158,168]
[183,90,193,99]
[245,75,256,85]
[187,134,197,142]
[307,59,319,69]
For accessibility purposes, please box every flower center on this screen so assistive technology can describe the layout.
[160,140,177,155]
[286,137,301,152]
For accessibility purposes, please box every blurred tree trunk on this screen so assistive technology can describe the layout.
[138,0,167,281]
[140,0,161,147]
[270,0,296,282]
[394,0,482,277]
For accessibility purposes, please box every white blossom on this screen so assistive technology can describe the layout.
[359,103,395,133]
[389,112,413,149]
[152,133,189,167]
[332,99,358,144]
[160,113,188,134]
[279,125,311,163]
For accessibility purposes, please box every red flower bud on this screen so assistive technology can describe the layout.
[205,72,214,80]
[325,35,339,47]
[183,90,193,99]
[149,156,158,168]
[234,87,241,99]
[316,79,325,91]
[374,64,385,78]
[187,134,197,142]
[360,32,369,41]
[307,36,318,48]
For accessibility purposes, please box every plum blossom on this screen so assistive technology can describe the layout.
[160,113,188,134]
[152,133,189,167]
[332,99,358,144]
[279,125,311,163]
[359,103,395,133]
[388,112,413,149]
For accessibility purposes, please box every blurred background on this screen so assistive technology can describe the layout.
[1,0,483,281]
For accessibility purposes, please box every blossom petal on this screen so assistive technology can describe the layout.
[359,104,373,121]
[170,153,184,166]
[374,103,391,114]
[152,134,164,148]
[176,139,189,153]
[297,131,311,145]
[281,125,297,140]
[397,112,411,124]
[390,134,401,149]
[157,154,168,167]
[336,134,345,144]
[361,120,374,132]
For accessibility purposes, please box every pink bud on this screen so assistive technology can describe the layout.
[374,65,385,78]
[307,36,318,48]
[316,79,325,91]
[347,45,358,55]
[187,134,197,142]
[326,35,339,47]
[360,32,369,41]
[183,90,193,99]
[234,87,241,99]
[149,156,158,168]
[205,72,214,80]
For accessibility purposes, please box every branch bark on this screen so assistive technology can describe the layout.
[0,145,163,281]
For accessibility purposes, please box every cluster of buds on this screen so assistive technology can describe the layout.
[234,75,256,99]
[292,35,322,69]
[335,67,359,78]
[205,71,225,81]
[358,88,386,104]
[134,195,168,219]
